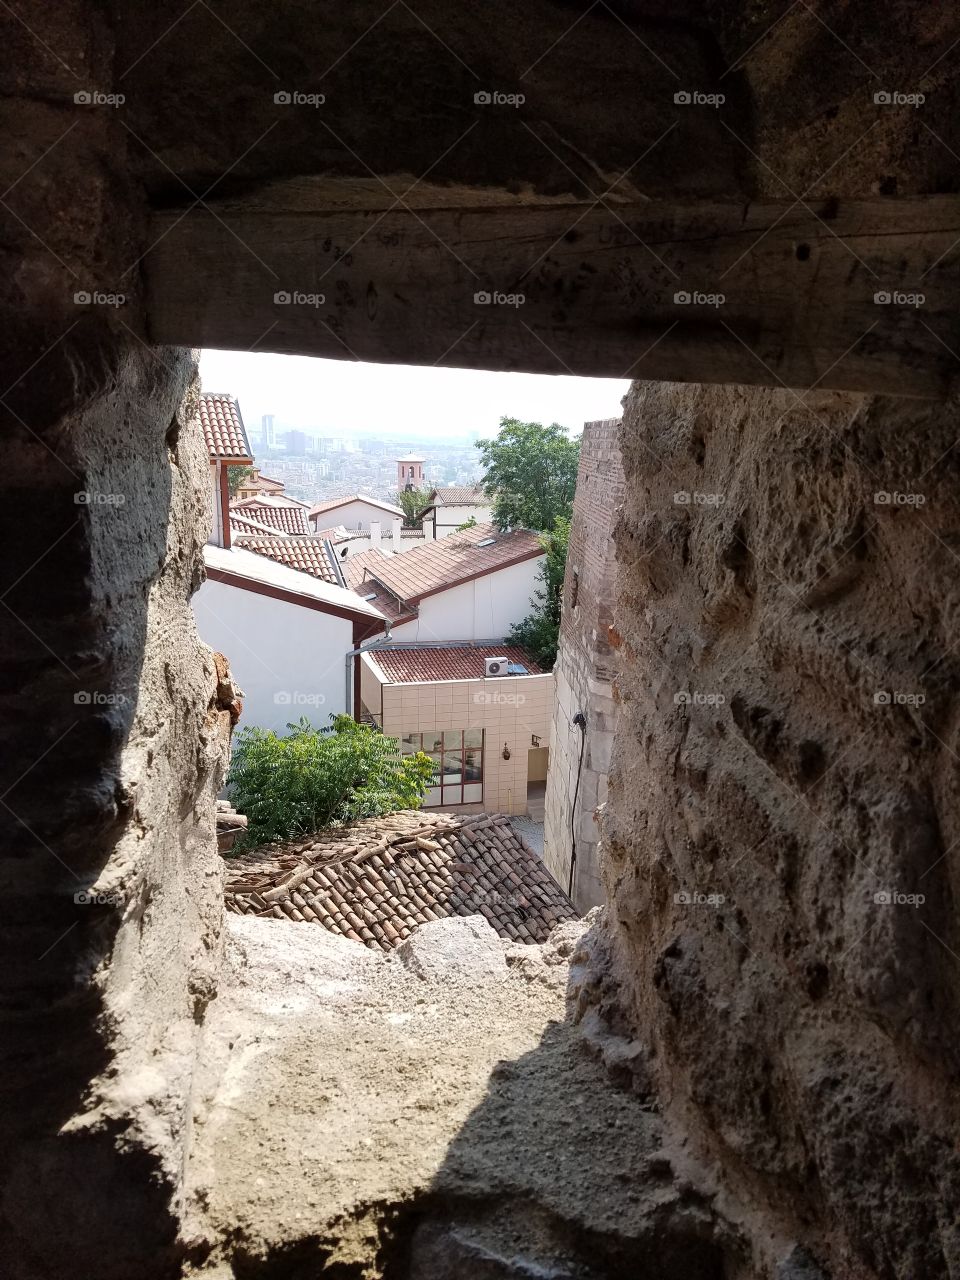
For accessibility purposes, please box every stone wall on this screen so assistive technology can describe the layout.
[545,419,624,908]
[604,379,960,1279]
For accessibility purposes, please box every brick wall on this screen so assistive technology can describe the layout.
[543,418,624,907]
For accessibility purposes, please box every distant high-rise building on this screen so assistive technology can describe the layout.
[260,413,275,448]
[282,429,308,455]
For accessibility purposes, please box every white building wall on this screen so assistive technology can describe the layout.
[431,503,494,537]
[193,579,353,733]
[312,499,402,532]
[388,556,543,643]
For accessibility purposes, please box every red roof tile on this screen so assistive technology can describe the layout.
[363,523,542,604]
[200,392,252,462]
[427,485,489,506]
[224,810,577,949]
[230,512,283,537]
[234,535,339,585]
[369,644,542,683]
[231,501,310,535]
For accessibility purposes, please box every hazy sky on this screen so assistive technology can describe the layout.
[200,350,629,440]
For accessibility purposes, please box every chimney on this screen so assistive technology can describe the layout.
[392,517,401,551]
[369,520,381,547]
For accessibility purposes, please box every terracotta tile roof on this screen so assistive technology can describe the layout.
[313,524,355,544]
[230,512,283,537]
[364,523,543,604]
[247,474,285,493]
[369,644,542,684]
[223,810,577,949]
[234,535,339,585]
[308,494,405,520]
[428,485,489,506]
[343,547,391,590]
[199,392,252,462]
[230,500,310,535]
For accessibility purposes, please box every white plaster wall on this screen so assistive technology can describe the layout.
[312,499,402,531]
[432,504,494,536]
[193,579,353,732]
[389,556,543,643]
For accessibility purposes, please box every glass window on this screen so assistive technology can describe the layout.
[400,733,420,755]
[419,730,484,807]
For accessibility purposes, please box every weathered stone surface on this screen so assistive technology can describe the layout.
[399,914,509,982]
[604,378,960,1279]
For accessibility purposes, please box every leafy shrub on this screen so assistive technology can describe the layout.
[506,516,569,670]
[227,715,435,848]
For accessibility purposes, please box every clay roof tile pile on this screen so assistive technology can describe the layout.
[199,392,252,461]
[233,535,339,584]
[224,810,577,949]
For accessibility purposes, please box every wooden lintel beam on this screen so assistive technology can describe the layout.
[145,196,960,398]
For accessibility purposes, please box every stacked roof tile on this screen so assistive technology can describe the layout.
[231,500,311,535]
[370,644,542,684]
[427,485,489,506]
[361,523,542,603]
[224,810,577,949]
[200,392,252,461]
[233,535,340,585]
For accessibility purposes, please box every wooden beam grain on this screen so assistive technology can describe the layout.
[144,196,960,397]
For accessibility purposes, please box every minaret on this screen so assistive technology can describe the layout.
[396,452,425,491]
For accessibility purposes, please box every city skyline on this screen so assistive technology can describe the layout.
[200,349,629,442]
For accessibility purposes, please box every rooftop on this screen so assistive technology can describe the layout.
[229,511,283,538]
[427,485,489,506]
[232,535,340,586]
[223,810,577,950]
[230,499,311,535]
[203,544,381,620]
[361,522,543,604]
[199,392,252,462]
[368,644,542,684]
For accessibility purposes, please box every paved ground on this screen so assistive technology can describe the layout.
[509,814,545,858]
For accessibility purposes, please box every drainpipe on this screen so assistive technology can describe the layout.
[345,629,394,720]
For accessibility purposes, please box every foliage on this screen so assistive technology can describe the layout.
[455,514,478,532]
[396,486,432,527]
[227,715,435,847]
[227,464,255,497]
[506,516,570,670]
[476,416,580,532]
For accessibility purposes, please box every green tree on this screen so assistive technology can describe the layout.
[227,715,434,847]
[506,516,570,670]
[396,486,432,527]
[227,464,255,497]
[476,416,580,531]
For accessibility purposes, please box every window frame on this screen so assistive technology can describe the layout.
[402,728,484,806]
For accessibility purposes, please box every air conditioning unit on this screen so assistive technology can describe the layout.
[484,656,508,678]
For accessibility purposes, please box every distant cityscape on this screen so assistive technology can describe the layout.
[253,414,484,504]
